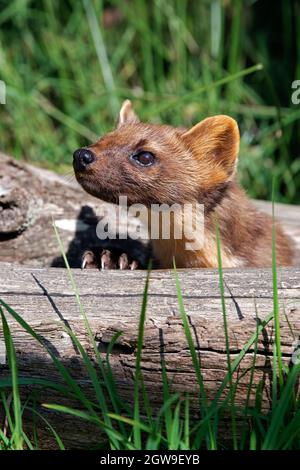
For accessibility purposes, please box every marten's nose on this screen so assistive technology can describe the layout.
[73,148,95,171]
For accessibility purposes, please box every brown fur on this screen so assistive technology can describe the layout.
[74,100,294,268]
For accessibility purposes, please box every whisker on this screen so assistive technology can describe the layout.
[61,171,76,184]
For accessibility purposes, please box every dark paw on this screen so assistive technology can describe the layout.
[81,249,139,270]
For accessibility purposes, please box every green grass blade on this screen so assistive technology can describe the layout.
[144,63,263,117]
[133,264,151,449]
[215,219,237,449]
[239,300,260,449]
[271,179,284,388]
[262,363,300,449]
[0,307,23,450]
[161,356,172,444]
[61,324,123,448]
[82,0,119,115]
[52,222,123,445]
[183,393,190,450]
[0,299,98,418]
[173,260,216,450]
[169,400,182,450]
[43,403,128,446]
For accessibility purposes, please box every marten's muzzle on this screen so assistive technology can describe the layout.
[73,148,95,172]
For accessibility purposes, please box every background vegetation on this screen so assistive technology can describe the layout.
[0,0,299,203]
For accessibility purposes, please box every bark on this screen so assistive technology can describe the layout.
[0,264,300,448]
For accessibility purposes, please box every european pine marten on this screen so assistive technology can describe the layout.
[73,100,294,270]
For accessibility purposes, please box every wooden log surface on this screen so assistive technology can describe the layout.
[0,263,300,448]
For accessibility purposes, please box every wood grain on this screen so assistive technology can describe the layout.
[0,263,300,448]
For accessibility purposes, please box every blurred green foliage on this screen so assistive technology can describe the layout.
[0,0,299,203]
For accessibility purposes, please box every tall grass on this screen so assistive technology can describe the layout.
[0,0,299,202]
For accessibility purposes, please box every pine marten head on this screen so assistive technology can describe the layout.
[73,100,240,209]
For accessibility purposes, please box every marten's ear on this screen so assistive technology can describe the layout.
[181,115,240,176]
[117,100,140,127]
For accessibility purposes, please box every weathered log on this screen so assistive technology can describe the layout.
[1,152,300,267]
[0,263,300,448]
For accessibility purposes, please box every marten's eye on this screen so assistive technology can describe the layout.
[130,151,156,167]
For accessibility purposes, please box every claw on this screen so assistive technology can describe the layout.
[81,250,98,269]
[101,249,117,269]
[119,253,129,270]
[130,260,139,270]
[101,250,109,269]
[82,248,140,270]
